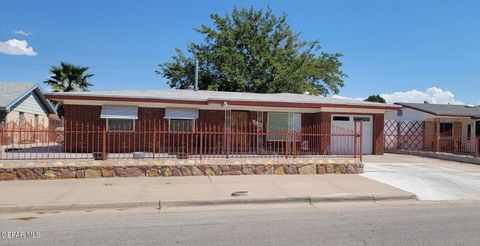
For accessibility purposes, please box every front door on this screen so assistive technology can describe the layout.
[230,111,250,153]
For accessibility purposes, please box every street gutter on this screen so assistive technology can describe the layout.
[0,193,417,214]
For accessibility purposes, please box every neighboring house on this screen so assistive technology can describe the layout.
[385,102,480,155]
[46,89,399,155]
[0,82,56,128]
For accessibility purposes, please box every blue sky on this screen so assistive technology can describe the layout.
[0,0,479,104]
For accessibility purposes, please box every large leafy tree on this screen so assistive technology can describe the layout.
[364,95,386,103]
[156,7,347,96]
[44,62,94,92]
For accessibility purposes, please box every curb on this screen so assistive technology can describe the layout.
[0,201,160,214]
[0,193,417,214]
[386,150,480,165]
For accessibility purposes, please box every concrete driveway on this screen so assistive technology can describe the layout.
[362,154,480,200]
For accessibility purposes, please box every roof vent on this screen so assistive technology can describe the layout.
[424,101,430,104]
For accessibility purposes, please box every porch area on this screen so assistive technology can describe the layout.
[384,119,480,157]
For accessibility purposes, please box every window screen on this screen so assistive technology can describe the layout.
[169,119,194,132]
[107,119,135,131]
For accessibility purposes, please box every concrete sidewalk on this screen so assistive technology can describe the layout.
[0,175,414,213]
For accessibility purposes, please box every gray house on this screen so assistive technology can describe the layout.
[0,82,56,128]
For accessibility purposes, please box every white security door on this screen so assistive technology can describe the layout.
[330,115,373,155]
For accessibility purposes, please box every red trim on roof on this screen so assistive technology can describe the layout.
[207,99,399,110]
[46,94,209,105]
[46,94,400,110]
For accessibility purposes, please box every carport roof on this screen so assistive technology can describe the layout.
[396,102,480,118]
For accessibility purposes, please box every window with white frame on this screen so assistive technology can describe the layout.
[101,106,138,132]
[107,118,135,131]
[169,119,195,132]
[165,108,198,132]
[267,112,301,141]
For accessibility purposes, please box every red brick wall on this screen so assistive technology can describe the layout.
[63,106,231,153]
[63,105,169,153]
[302,113,315,127]
[198,110,225,126]
[373,114,384,155]
[62,105,385,155]
[63,105,168,130]
[63,104,104,128]
[317,112,332,154]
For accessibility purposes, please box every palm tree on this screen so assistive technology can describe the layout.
[45,62,94,92]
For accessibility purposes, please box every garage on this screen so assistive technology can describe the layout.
[330,114,373,155]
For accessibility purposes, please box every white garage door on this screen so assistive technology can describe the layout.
[330,115,373,155]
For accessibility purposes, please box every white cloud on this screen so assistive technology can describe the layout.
[0,39,37,56]
[14,30,32,36]
[331,95,364,101]
[381,87,464,104]
[330,87,464,105]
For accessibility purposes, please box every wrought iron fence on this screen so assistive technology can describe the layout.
[1,120,363,160]
[385,119,479,157]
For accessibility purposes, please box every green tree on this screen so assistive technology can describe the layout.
[364,95,386,103]
[44,62,94,92]
[156,7,347,96]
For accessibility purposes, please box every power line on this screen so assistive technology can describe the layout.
[0,62,155,70]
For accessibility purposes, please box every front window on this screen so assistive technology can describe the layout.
[267,112,301,141]
[107,119,135,132]
[440,122,453,137]
[169,119,195,132]
[34,114,39,127]
[101,106,138,132]
[19,112,25,126]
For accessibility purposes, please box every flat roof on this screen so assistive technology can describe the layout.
[46,89,400,110]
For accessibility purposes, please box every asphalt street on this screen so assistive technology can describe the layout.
[1,202,480,246]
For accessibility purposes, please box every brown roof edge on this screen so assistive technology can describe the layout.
[396,103,476,118]
[207,99,400,110]
[46,94,209,105]
[46,94,400,110]
[395,103,439,115]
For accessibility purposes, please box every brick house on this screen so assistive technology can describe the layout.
[385,102,480,154]
[46,89,399,156]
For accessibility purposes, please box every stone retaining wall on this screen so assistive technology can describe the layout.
[0,159,363,181]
